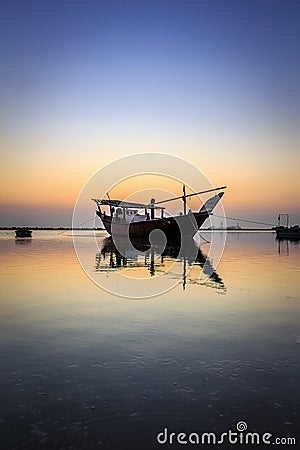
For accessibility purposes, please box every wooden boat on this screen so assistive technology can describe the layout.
[276,226,300,239]
[92,186,226,242]
[275,214,300,240]
[15,227,32,238]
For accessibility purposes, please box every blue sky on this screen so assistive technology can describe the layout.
[2,0,299,126]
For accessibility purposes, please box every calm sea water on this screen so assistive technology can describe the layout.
[0,231,299,449]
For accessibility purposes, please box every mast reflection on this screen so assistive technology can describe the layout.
[277,237,300,256]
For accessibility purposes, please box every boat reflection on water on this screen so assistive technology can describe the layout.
[277,236,300,256]
[14,237,32,245]
[95,236,226,292]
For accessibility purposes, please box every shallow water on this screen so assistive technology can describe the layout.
[0,231,299,449]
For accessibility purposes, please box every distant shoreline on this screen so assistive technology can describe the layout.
[202,228,274,231]
[0,227,274,231]
[0,227,105,231]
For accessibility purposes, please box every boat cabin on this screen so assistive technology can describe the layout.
[92,199,165,222]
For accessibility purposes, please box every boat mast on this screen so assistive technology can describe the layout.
[150,198,155,219]
[183,184,187,215]
[278,214,289,228]
[106,192,113,216]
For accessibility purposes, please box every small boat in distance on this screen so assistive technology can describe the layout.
[15,227,32,238]
[275,214,300,239]
[92,185,226,241]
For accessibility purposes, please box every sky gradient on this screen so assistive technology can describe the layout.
[1,0,299,226]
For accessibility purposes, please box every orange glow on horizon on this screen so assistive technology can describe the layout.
[1,145,300,225]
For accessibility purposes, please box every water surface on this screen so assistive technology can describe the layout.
[0,231,299,448]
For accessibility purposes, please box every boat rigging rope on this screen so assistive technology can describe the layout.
[211,214,276,227]
[56,216,97,235]
[198,233,211,244]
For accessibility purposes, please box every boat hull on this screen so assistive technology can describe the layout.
[276,227,300,239]
[97,211,209,241]
[15,228,32,238]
